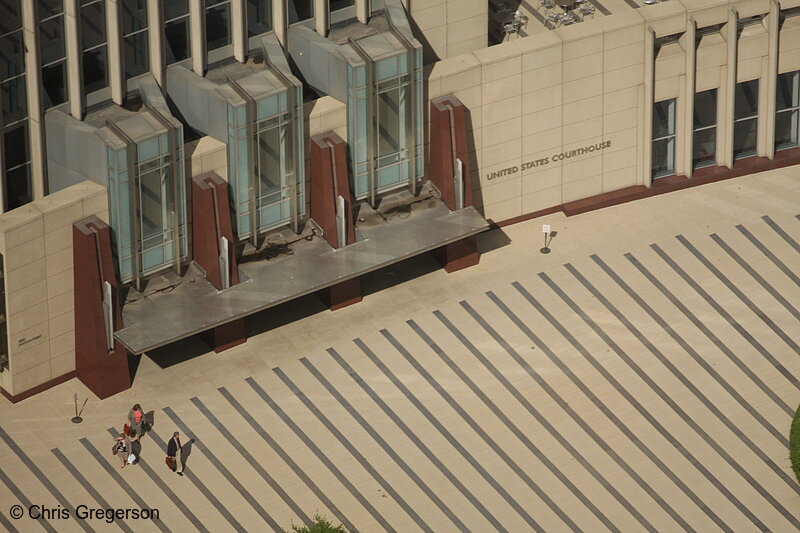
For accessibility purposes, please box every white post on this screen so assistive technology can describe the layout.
[103,281,114,351]
[190,0,206,75]
[336,195,346,248]
[453,158,464,210]
[219,236,230,289]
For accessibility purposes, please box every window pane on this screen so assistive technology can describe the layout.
[3,122,29,169]
[124,32,149,78]
[775,109,798,150]
[164,0,189,20]
[82,46,108,93]
[0,0,22,34]
[5,164,31,210]
[651,137,675,178]
[39,17,66,65]
[692,127,716,169]
[0,33,25,80]
[734,80,759,119]
[122,0,148,34]
[652,99,675,138]
[776,72,799,111]
[693,89,716,129]
[378,87,401,159]
[733,117,758,159]
[38,0,63,20]
[288,0,313,24]
[331,0,354,11]
[257,125,281,201]
[206,5,231,51]
[165,19,190,64]
[140,167,164,240]
[80,2,106,50]
[42,62,67,108]
[1,76,26,122]
[247,0,272,36]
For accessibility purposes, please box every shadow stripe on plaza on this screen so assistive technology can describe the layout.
[555,261,798,529]
[78,438,171,533]
[297,356,472,533]
[323,346,509,533]
[190,396,314,531]
[162,406,283,531]
[411,315,628,533]
[0,426,94,533]
[483,288,727,531]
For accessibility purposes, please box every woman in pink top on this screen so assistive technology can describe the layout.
[127,403,145,441]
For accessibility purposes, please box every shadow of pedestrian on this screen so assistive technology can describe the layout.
[181,439,195,469]
[131,440,143,465]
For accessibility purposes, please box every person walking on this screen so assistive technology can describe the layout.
[167,431,184,476]
[114,434,131,469]
[127,404,145,441]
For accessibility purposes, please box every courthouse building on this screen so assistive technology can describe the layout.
[0,0,798,401]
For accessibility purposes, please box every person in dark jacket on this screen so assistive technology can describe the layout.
[166,431,184,475]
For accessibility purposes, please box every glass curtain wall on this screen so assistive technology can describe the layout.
[348,48,423,200]
[227,88,304,239]
[164,0,190,65]
[651,99,676,178]
[80,0,108,94]
[107,129,187,282]
[206,0,232,51]
[1,0,32,210]
[39,0,68,108]
[331,0,355,11]
[775,71,800,150]
[733,80,759,159]
[122,0,149,79]
[247,0,272,36]
[692,89,717,169]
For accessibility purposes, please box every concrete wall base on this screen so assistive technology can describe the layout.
[0,371,77,403]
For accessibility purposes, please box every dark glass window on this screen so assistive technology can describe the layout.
[42,62,68,108]
[288,0,313,24]
[651,99,676,179]
[206,1,231,51]
[775,71,799,151]
[3,122,32,210]
[164,0,190,64]
[0,33,25,79]
[39,0,68,108]
[81,0,108,93]
[0,0,22,34]
[122,0,149,79]
[247,0,272,36]
[733,80,759,159]
[692,89,717,169]
[331,0,355,11]
[1,76,26,122]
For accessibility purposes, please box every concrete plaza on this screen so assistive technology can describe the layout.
[1,168,799,532]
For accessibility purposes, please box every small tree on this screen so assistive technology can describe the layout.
[288,514,349,533]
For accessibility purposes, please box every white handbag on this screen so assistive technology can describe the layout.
[127,453,136,464]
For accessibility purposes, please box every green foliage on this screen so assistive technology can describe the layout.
[288,514,349,533]
[791,403,800,484]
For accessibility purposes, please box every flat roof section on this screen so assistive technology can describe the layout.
[115,188,489,354]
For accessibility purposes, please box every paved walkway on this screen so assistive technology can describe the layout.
[1,168,799,533]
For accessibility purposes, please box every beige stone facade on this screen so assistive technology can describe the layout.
[0,182,108,398]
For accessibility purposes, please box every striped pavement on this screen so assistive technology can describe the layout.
[0,168,799,532]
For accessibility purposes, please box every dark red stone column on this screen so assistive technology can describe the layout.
[191,172,246,352]
[73,217,131,399]
[310,132,356,248]
[310,131,362,310]
[429,95,479,273]
[192,172,240,289]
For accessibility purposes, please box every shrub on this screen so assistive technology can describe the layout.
[288,514,349,533]
[791,403,800,484]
